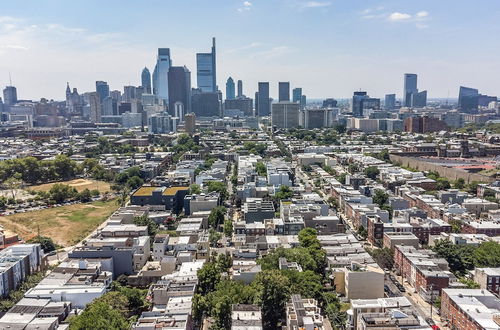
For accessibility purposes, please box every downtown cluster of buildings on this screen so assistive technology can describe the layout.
[0,35,499,140]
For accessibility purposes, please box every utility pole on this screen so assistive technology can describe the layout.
[429,283,434,320]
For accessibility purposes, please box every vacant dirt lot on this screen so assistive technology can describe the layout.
[0,199,119,247]
[30,179,112,194]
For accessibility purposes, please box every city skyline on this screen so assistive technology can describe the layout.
[1,0,500,100]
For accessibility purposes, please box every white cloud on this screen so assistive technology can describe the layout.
[302,1,332,8]
[416,11,429,18]
[1,44,30,50]
[237,1,252,12]
[250,46,294,59]
[388,12,412,21]
[225,42,262,53]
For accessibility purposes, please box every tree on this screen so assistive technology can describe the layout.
[369,247,394,270]
[207,181,228,201]
[436,177,451,190]
[190,184,201,195]
[336,173,346,184]
[454,178,465,190]
[208,206,227,229]
[209,229,222,247]
[126,176,144,190]
[69,301,129,330]
[275,185,293,201]
[357,226,368,239]
[27,236,57,253]
[449,219,463,234]
[197,261,222,295]
[474,241,500,268]
[49,184,77,203]
[133,215,159,237]
[255,270,291,329]
[216,252,233,273]
[77,188,92,202]
[363,166,380,180]
[255,161,267,176]
[373,189,389,208]
[432,239,475,275]
[223,219,233,237]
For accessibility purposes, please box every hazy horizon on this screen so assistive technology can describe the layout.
[1,0,499,101]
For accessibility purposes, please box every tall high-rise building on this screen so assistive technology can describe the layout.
[89,92,101,123]
[184,113,196,135]
[384,94,396,110]
[411,90,427,108]
[226,77,235,100]
[404,73,418,107]
[300,95,307,109]
[168,66,192,116]
[301,108,335,129]
[352,91,380,117]
[458,86,479,113]
[322,98,338,108]
[272,102,300,128]
[237,80,243,98]
[191,89,221,117]
[3,86,17,106]
[141,67,152,94]
[292,88,302,103]
[196,38,217,92]
[123,86,136,102]
[257,82,270,116]
[279,82,290,102]
[102,97,117,116]
[95,81,109,102]
[153,48,172,101]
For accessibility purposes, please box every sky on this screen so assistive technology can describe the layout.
[1,0,500,101]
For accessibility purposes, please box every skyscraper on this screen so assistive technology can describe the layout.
[123,86,136,102]
[153,48,172,101]
[226,77,235,100]
[191,88,221,117]
[322,98,338,108]
[411,91,427,108]
[292,88,302,103]
[257,82,270,116]
[168,66,192,116]
[352,91,380,117]
[403,73,418,107]
[279,82,290,102]
[384,94,396,110]
[458,86,479,113]
[95,81,109,102]
[196,38,217,92]
[89,92,101,123]
[3,86,17,106]
[237,80,243,98]
[184,113,196,135]
[141,67,152,94]
[272,102,299,128]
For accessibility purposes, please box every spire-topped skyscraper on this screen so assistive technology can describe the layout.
[196,37,217,92]
[141,67,152,94]
[153,48,172,101]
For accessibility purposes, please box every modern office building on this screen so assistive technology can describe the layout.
[141,67,152,94]
[300,95,307,109]
[102,96,117,116]
[191,89,221,117]
[352,91,380,117]
[224,97,254,116]
[237,79,243,97]
[411,90,427,108]
[196,38,217,92]
[292,88,302,103]
[272,102,300,128]
[226,77,235,100]
[300,108,334,129]
[168,66,191,116]
[123,86,136,102]
[2,86,17,106]
[184,113,196,135]
[257,82,270,116]
[88,92,101,123]
[384,94,396,110]
[95,81,109,102]
[404,73,418,107]
[148,112,176,134]
[279,82,290,102]
[323,98,338,108]
[153,48,172,101]
[458,86,479,113]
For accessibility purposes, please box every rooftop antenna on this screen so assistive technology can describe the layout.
[446,90,449,106]
[8,72,12,86]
